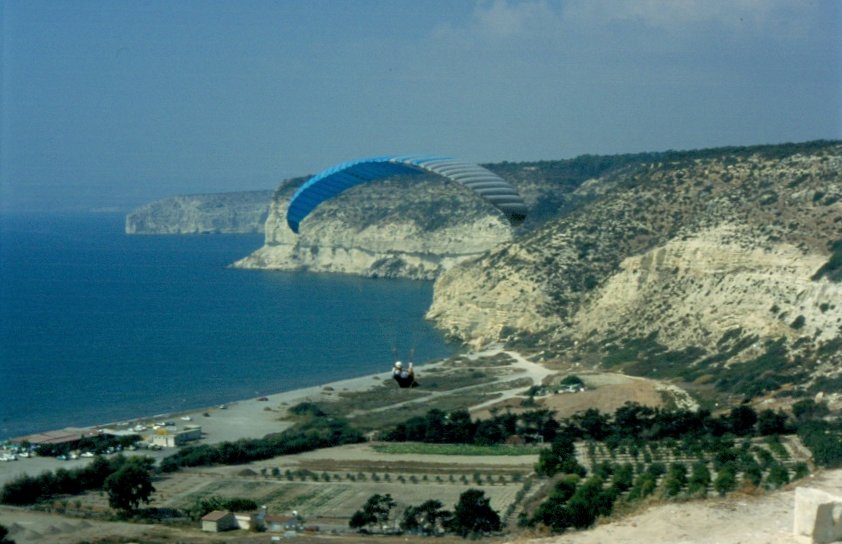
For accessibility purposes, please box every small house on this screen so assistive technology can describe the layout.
[201,510,237,532]
[151,425,202,448]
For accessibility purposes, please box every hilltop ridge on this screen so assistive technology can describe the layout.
[428,141,842,403]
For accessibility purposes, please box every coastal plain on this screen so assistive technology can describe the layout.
[2,348,837,543]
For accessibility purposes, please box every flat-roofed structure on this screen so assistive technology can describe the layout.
[150,425,202,448]
[14,428,94,446]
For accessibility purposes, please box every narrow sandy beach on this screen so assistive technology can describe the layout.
[0,365,402,486]
[0,347,558,485]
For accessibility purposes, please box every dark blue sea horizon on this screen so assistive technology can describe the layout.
[0,213,456,440]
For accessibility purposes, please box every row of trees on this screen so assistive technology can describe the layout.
[349,489,501,538]
[557,402,794,443]
[160,417,363,471]
[383,402,814,450]
[528,453,801,534]
[528,416,814,534]
[187,496,258,521]
[382,407,559,445]
[0,454,155,514]
[798,419,842,467]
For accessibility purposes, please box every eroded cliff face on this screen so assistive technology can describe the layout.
[572,224,842,352]
[125,191,273,234]
[232,178,515,279]
[428,145,842,359]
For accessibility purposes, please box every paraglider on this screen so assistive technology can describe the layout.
[392,360,418,389]
[286,155,528,233]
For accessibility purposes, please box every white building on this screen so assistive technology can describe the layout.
[150,425,202,448]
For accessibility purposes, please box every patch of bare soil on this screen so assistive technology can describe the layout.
[474,372,675,420]
[537,377,665,417]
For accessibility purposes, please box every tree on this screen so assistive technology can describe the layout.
[728,405,758,436]
[0,523,15,544]
[610,463,634,493]
[798,420,842,468]
[575,409,610,441]
[449,488,501,537]
[566,476,613,529]
[687,461,710,497]
[713,464,737,496]
[474,419,506,445]
[664,463,688,497]
[400,499,450,534]
[444,410,476,443]
[518,409,557,441]
[614,403,655,438]
[739,457,763,488]
[764,462,790,489]
[349,494,396,532]
[536,434,586,477]
[103,458,156,513]
[0,474,43,506]
[531,476,578,531]
[756,409,790,436]
[792,399,829,422]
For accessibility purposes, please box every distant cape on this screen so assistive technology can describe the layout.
[125,190,273,234]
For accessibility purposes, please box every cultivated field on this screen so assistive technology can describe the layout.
[6,347,809,544]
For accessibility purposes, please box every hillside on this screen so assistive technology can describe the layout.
[233,176,515,278]
[428,141,842,401]
[128,142,842,400]
[125,190,273,234]
[232,154,668,278]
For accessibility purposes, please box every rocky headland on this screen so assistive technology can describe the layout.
[125,190,273,234]
[232,177,520,279]
[131,142,842,399]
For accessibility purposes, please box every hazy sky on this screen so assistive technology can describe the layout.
[2,0,840,212]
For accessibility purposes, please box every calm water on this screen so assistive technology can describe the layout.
[0,213,455,439]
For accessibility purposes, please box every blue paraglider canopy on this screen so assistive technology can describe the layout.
[286,155,528,233]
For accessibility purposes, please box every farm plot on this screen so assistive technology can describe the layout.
[165,475,524,520]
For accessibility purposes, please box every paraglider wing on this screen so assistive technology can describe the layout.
[286,155,527,233]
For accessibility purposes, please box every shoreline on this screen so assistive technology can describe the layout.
[7,361,445,446]
[0,363,434,487]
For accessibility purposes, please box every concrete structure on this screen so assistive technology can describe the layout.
[234,510,265,531]
[151,425,202,448]
[794,487,842,544]
[14,428,93,447]
[201,510,237,532]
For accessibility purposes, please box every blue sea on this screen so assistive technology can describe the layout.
[0,213,455,440]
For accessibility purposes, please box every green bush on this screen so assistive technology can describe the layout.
[664,463,688,497]
[687,461,711,496]
[713,464,738,496]
[160,417,364,471]
[0,454,137,506]
[798,420,842,468]
[764,462,790,489]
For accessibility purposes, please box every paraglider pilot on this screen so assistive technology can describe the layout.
[392,361,417,388]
